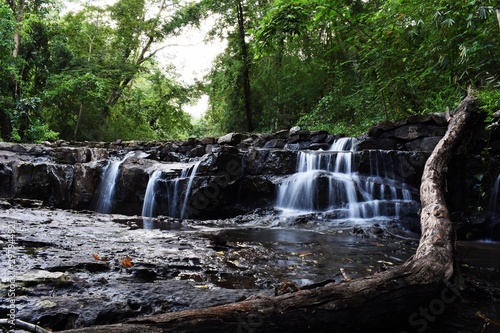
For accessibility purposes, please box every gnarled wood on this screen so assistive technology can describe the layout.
[63,97,476,333]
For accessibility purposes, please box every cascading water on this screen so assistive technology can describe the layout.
[93,151,134,214]
[142,170,162,225]
[276,138,418,223]
[141,161,201,220]
[180,161,201,219]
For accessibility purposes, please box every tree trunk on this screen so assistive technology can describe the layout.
[10,0,25,58]
[63,97,477,333]
[236,0,253,132]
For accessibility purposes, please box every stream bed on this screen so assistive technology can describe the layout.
[0,206,499,332]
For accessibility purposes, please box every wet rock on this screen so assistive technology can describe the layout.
[290,126,301,135]
[368,120,408,138]
[391,124,429,140]
[205,144,219,154]
[189,145,206,157]
[218,133,245,146]
[309,143,330,150]
[0,164,12,196]
[245,149,297,175]
[218,145,240,154]
[253,133,274,147]
[284,143,301,150]
[14,270,67,287]
[431,112,448,125]
[405,136,443,152]
[274,129,290,139]
[311,133,328,143]
[201,137,216,145]
[406,114,434,124]
[0,206,432,331]
[209,230,228,247]
[114,159,152,215]
[263,139,286,149]
[287,134,301,144]
[11,162,52,200]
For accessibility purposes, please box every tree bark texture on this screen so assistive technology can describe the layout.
[236,0,253,132]
[64,97,477,333]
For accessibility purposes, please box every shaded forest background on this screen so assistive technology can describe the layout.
[1,0,499,143]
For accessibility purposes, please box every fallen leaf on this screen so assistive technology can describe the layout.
[92,253,100,260]
[121,256,133,268]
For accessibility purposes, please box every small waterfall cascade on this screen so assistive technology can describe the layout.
[180,161,201,219]
[142,170,162,222]
[276,138,418,222]
[94,152,134,214]
[141,161,201,220]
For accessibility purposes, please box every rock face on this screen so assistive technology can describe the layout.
[0,111,499,232]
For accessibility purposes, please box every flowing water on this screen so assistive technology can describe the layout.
[180,161,201,219]
[141,169,162,227]
[276,138,419,224]
[93,151,135,214]
[141,161,201,221]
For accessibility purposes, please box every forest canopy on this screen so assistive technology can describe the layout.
[1,0,499,142]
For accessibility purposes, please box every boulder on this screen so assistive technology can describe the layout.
[189,145,206,157]
[201,137,216,145]
[245,149,297,175]
[274,129,290,139]
[263,139,286,149]
[290,126,301,135]
[308,143,330,150]
[217,133,245,146]
[391,124,429,140]
[405,136,443,152]
[287,134,301,144]
[311,133,328,143]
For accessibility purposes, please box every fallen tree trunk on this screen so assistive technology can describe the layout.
[64,97,477,333]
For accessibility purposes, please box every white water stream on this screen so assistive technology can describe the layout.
[276,138,417,223]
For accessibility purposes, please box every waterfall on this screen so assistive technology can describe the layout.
[142,170,162,223]
[180,161,201,219]
[93,152,134,214]
[141,161,201,220]
[276,138,418,222]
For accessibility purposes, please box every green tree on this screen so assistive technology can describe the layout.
[1,0,201,142]
[0,2,15,140]
[202,0,271,134]
[1,0,60,142]
[202,0,499,135]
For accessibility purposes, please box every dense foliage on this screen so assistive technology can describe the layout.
[202,0,500,135]
[0,0,197,142]
[0,0,499,142]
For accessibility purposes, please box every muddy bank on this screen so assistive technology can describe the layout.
[0,206,419,330]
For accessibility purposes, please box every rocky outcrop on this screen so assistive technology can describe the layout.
[0,110,499,229]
